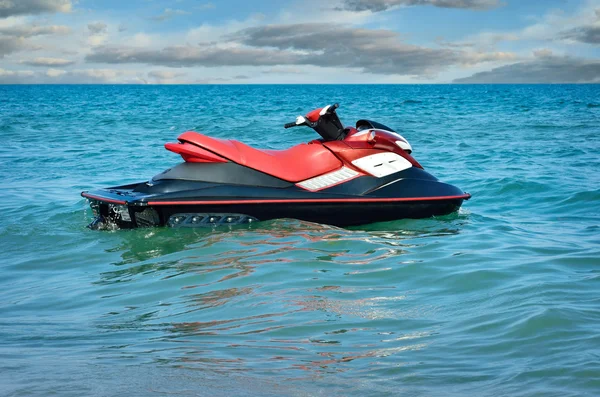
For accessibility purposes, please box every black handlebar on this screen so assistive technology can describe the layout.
[284,103,340,129]
[328,103,339,113]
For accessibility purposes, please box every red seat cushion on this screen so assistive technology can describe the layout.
[178,131,343,182]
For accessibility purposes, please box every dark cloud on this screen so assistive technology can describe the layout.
[0,37,25,58]
[453,55,600,83]
[337,0,500,13]
[0,24,70,37]
[86,23,468,77]
[86,45,302,67]
[560,25,600,45]
[22,57,75,66]
[88,22,108,35]
[0,0,72,18]
[234,23,463,75]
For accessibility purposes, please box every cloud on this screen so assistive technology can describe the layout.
[85,44,302,67]
[0,67,177,84]
[148,70,185,79]
[0,0,72,18]
[88,22,107,35]
[0,24,70,37]
[84,23,515,77]
[147,70,193,84]
[74,69,131,81]
[337,0,501,13]
[46,68,65,77]
[0,36,25,57]
[151,8,191,22]
[2,68,144,83]
[454,53,600,83]
[261,67,307,74]
[147,70,188,83]
[0,67,35,80]
[233,23,465,75]
[553,6,600,45]
[22,56,75,66]
[560,25,600,45]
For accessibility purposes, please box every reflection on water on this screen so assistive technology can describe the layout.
[91,218,462,377]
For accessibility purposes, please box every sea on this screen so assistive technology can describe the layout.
[0,84,599,396]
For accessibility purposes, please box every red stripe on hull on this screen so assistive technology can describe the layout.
[147,194,471,206]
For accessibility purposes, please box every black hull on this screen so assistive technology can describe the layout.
[154,199,466,227]
[82,163,470,229]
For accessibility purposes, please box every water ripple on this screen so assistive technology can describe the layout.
[1,85,599,396]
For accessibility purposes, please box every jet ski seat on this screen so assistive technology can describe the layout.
[172,131,343,183]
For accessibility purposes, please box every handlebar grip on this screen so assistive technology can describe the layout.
[284,122,297,129]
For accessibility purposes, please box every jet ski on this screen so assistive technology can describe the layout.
[81,103,470,229]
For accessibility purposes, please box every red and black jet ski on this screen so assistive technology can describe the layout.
[82,104,470,229]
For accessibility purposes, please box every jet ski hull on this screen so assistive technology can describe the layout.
[82,166,470,229]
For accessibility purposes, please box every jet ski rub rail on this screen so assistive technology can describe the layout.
[146,194,471,206]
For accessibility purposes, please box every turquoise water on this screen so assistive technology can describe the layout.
[1,85,599,396]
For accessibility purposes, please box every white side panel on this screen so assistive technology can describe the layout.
[351,153,412,178]
[296,166,359,191]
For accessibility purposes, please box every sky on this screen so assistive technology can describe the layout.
[0,0,599,84]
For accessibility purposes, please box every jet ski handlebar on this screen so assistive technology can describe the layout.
[284,103,345,141]
[283,103,339,129]
[324,103,339,114]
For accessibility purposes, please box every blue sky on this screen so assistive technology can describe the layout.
[0,0,599,83]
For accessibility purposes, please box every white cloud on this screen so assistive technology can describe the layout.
[22,56,74,66]
[46,67,65,77]
[0,67,34,77]
[148,70,186,79]
[147,70,188,83]
[0,67,146,83]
